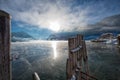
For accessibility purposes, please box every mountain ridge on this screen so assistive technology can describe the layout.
[11,31,34,42]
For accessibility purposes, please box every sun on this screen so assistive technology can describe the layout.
[49,21,60,32]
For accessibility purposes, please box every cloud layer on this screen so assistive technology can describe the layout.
[0,0,120,32]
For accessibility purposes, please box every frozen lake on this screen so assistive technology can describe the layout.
[11,41,120,80]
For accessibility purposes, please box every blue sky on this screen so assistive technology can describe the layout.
[0,0,120,39]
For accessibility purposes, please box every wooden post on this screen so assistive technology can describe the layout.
[117,35,120,46]
[82,41,89,80]
[67,38,74,80]
[0,10,11,80]
[76,35,83,80]
[73,38,76,70]
[74,37,77,69]
[66,34,97,80]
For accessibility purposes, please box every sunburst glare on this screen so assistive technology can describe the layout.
[49,21,60,32]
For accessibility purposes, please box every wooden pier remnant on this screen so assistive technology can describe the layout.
[117,34,120,46]
[0,10,11,80]
[66,34,97,80]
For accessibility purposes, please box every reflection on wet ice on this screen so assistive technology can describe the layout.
[51,41,58,59]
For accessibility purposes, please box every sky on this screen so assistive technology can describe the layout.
[0,0,120,39]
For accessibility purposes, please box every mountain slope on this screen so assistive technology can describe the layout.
[11,31,34,42]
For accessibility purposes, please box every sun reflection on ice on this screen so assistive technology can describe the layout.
[51,41,58,59]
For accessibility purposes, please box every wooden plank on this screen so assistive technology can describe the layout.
[76,35,84,80]
[77,34,83,61]
[82,41,88,62]
[74,37,78,70]
[82,41,89,80]
[80,71,97,80]
[68,38,75,79]
[68,38,74,59]
[73,38,76,70]
[66,59,71,80]
[0,10,11,80]
[73,37,78,71]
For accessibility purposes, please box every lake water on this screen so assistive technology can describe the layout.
[11,41,120,80]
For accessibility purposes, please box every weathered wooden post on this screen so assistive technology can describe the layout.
[0,10,11,80]
[82,40,89,80]
[77,35,83,80]
[66,34,97,80]
[117,35,120,47]
[66,38,74,80]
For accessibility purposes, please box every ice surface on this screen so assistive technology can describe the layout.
[11,41,120,80]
